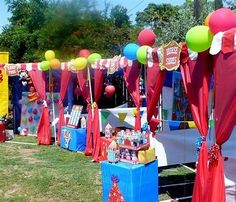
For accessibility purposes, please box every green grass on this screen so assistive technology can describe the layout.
[0,136,194,202]
[0,136,102,202]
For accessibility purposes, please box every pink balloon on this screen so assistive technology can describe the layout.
[79,49,91,58]
[138,29,156,46]
[209,8,236,34]
[105,85,115,98]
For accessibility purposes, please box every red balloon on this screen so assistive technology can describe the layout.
[105,85,115,98]
[74,87,82,96]
[79,49,91,58]
[138,29,156,46]
[209,8,236,34]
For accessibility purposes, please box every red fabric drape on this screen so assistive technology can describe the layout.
[123,60,141,130]
[92,68,104,161]
[146,48,166,124]
[77,69,92,156]
[57,69,71,145]
[180,44,212,202]
[207,47,236,202]
[29,70,51,145]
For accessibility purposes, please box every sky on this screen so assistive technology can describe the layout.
[0,0,185,31]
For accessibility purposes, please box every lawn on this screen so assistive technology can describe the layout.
[0,136,195,202]
[0,136,102,202]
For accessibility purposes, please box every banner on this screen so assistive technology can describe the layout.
[118,113,127,123]
[101,111,110,125]
[0,52,9,116]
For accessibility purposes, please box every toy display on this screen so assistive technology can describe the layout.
[107,129,154,164]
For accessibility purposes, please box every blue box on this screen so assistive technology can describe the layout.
[101,161,158,202]
[60,126,86,151]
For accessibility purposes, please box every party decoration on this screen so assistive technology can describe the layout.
[138,29,156,46]
[28,107,33,114]
[19,70,32,86]
[28,86,38,102]
[32,108,38,115]
[30,125,36,133]
[73,57,87,70]
[109,176,125,202]
[105,85,116,98]
[186,25,213,52]
[45,50,55,61]
[50,58,61,69]
[204,12,212,26]
[160,41,181,71]
[209,8,236,34]
[88,53,102,64]
[123,43,139,61]
[28,116,33,123]
[33,115,40,121]
[136,45,151,64]
[40,61,50,71]
[79,49,91,58]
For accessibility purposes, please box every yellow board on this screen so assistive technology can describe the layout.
[138,148,156,164]
[0,52,9,116]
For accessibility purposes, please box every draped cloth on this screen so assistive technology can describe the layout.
[146,48,166,127]
[92,68,104,161]
[208,49,236,202]
[29,68,51,145]
[77,69,92,156]
[123,60,141,130]
[57,68,71,145]
[180,43,212,202]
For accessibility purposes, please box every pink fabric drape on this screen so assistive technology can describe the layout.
[77,69,92,156]
[208,44,236,202]
[123,60,141,130]
[146,48,166,124]
[29,69,51,145]
[57,69,71,145]
[92,68,104,161]
[180,44,212,202]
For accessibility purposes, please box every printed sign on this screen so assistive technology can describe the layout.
[160,41,181,71]
[6,64,19,76]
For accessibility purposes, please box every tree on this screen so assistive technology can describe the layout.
[135,3,180,29]
[110,5,130,28]
[215,0,223,9]
[194,0,201,20]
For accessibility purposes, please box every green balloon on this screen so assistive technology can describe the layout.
[186,25,213,53]
[136,45,151,64]
[40,61,50,71]
[88,53,102,64]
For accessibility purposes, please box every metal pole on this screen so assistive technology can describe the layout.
[87,66,94,118]
[49,69,57,145]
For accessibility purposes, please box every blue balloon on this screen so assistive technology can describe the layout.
[28,107,33,114]
[123,43,139,61]
[34,115,40,121]
[17,127,22,132]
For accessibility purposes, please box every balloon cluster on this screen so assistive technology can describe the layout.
[71,49,102,71]
[40,50,60,71]
[123,29,156,64]
[186,8,236,53]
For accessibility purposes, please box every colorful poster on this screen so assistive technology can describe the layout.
[172,71,192,128]
[0,52,9,116]
[20,92,60,135]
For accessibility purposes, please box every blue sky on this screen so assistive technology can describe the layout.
[0,0,185,31]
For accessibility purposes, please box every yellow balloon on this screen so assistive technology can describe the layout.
[73,57,87,70]
[45,50,55,61]
[50,58,61,69]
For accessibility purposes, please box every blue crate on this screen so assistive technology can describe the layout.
[60,126,86,152]
[101,160,158,202]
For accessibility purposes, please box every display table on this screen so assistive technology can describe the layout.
[99,137,114,161]
[101,160,158,202]
[60,126,86,152]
